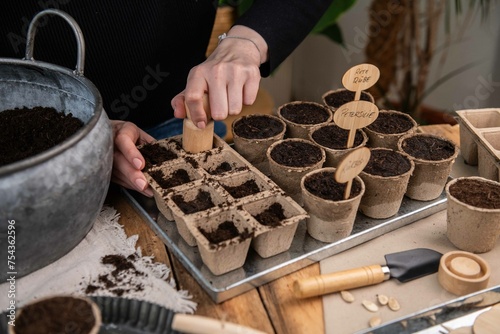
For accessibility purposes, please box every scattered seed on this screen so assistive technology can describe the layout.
[362,300,379,312]
[369,316,382,328]
[340,290,355,303]
[377,294,389,305]
[388,297,400,311]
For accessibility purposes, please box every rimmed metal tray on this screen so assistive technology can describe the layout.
[123,186,447,303]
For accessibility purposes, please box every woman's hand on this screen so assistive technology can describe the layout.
[171,25,268,128]
[111,120,155,197]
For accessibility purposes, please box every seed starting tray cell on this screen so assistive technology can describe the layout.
[126,134,446,303]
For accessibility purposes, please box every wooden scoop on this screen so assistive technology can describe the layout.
[182,94,214,153]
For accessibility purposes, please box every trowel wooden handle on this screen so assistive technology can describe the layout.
[293,264,388,298]
[182,94,214,153]
[172,314,266,334]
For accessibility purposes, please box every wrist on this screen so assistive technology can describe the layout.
[222,25,268,64]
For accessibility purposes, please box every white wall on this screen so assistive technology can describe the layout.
[263,1,500,112]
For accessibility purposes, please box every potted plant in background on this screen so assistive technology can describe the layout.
[364,0,496,124]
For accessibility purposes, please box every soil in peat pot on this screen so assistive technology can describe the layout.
[14,296,97,334]
[449,179,500,209]
[304,171,363,201]
[367,112,414,134]
[139,143,178,170]
[0,106,83,167]
[252,203,287,228]
[172,190,215,214]
[312,124,365,149]
[150,168,192,189]
[401,136,456,160]
[199,221,252,245]
[323,90,372,109]
[233,115,285,139]
[223,179,261,198]
[270,141,323,167]
[364,149,412,176]
[280,102,331,125]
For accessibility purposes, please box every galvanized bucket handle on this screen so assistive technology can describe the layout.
[24,9,85,76]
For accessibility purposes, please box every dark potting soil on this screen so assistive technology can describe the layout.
[223,179,261,198]
[172,190,215,214]
[233,115,284,139]
[312,124,364,149]
[364,149,412,177]
[449,179,500,209]
[280,102,330,125]
[150,168,192,189]
[401,135,455,161]
[199,221,246,244]
[139,142,178,170]
[14,296,97,334]
[253,203,287,228]
[323,90,372,109]
[367,112,414,134]
[270,140,323,167]
[304,171,362,201]
[84,254,145,297]
[0,106,83,167]
[208,161,233,175]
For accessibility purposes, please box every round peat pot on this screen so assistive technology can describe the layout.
[0,10,113,280]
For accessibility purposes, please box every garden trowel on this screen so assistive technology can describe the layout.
[294,248,442,298]
[182,94,214,153]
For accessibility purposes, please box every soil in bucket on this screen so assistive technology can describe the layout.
[449,178,500,209]
[0,106,83,167]
[400,135,456,160]
[366,112,415,134]
[304,170,363,200]
[280,102,331,125]
[270,140,323,167]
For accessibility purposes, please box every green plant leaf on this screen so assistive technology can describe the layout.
[311,0,357,35]
[317,23,345,45]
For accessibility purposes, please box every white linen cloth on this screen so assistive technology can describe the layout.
[0,206,196,314]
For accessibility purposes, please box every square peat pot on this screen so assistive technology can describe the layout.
[165,181,233,246]
[138,137,185,170]
[194,147,250,180]
[188,208,256,276]
[217,169,280,204]
[242,194,308,258]
[144,162,204,221]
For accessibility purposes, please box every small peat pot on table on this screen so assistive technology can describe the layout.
[277,101,333,140]
[363,109,418,150]
[398,133,459,201]
[231,114,286,175]
[445,176,500,253]
[321,88,374,113]
[309,123,368,167]
[266,138,326,204]
[301,168,365,243]
[359,148,415,219]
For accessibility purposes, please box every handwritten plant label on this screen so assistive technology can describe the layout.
[335,147,371,199]
[333,100,379,130]
[342,63,380,99]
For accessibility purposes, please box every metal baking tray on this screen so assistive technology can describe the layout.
[123,186,447,303]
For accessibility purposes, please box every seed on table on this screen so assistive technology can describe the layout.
[388,297,400,311]
[377,294,388,305]
[362,300,379,312]
[369,316,382,327]
[340,290,355,303]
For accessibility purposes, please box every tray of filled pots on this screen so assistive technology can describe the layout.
[124,108,452,302]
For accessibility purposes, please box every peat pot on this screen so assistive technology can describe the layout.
[0,10,113,280]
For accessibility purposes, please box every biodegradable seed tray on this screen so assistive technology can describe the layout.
[129,134,447,303]
[456,108,500,181]
[140,134,308,274]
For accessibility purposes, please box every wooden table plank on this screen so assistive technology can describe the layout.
[259,264,324,334]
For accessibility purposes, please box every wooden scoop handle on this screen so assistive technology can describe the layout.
[293,265,388,298]
[182,94,214,153]
[172,314,267,334]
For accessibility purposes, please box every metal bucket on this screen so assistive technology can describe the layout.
[0,9,113,280]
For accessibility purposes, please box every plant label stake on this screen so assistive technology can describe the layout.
[334,63,380,148]
[182,94,214,153]
[335,147,370,200]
